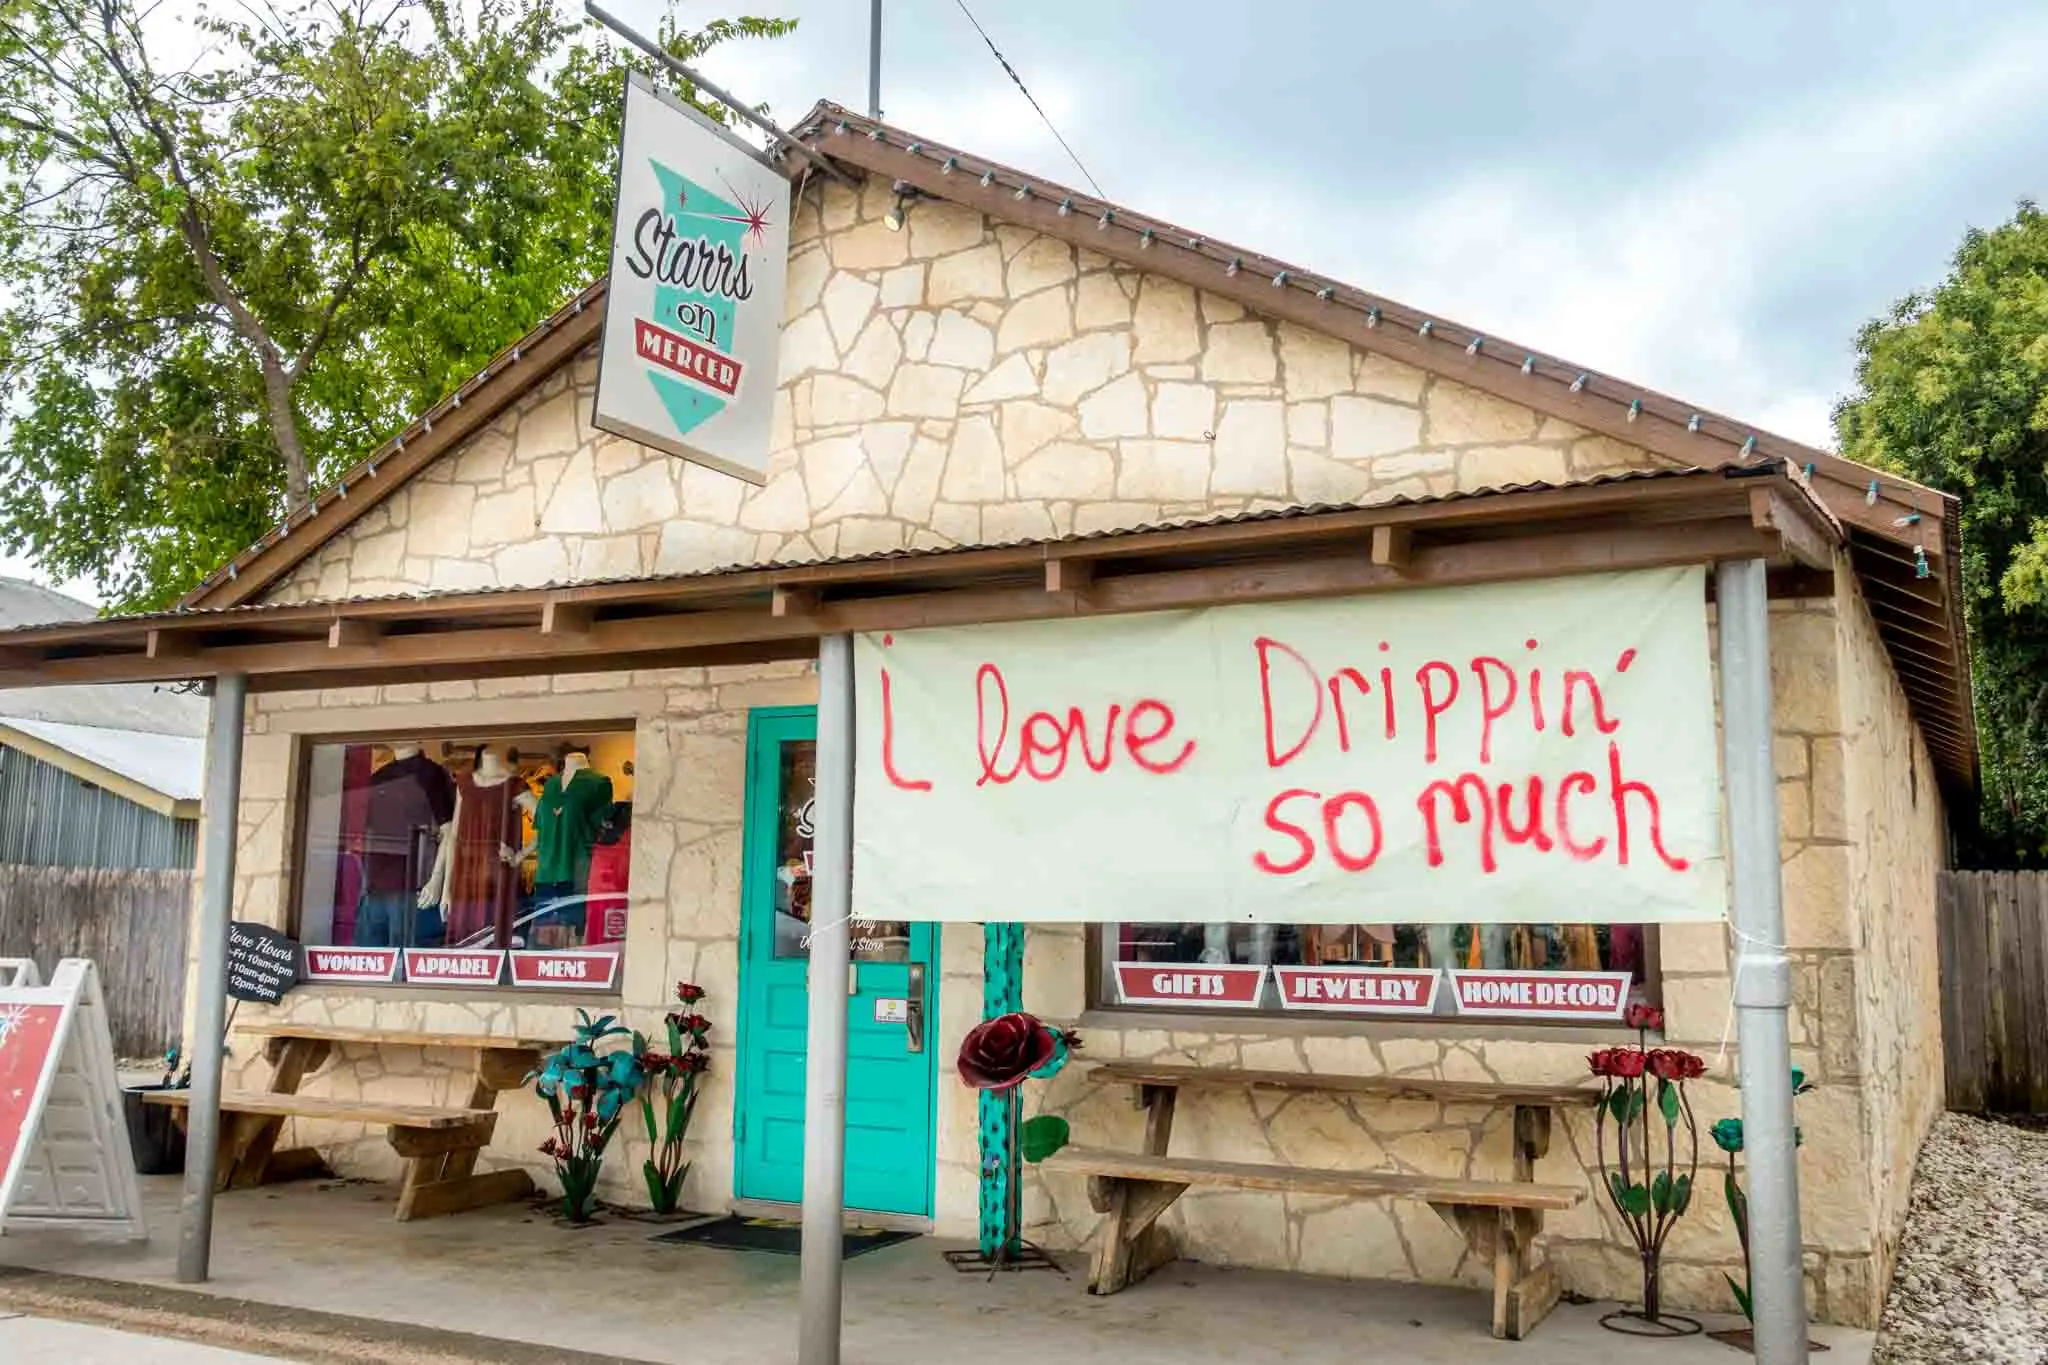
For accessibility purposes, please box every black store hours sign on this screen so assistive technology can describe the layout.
[226,921,301,1004]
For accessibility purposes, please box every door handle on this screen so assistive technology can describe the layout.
[905,962,926,1054]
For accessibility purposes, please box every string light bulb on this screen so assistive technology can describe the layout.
[1520,355,1536,376]
[1139,228,1155,248]
[1627,399,1642,422]
[1272,270,1290,288]
[941,156,958,174]
[1465,334,1484,357]
[1097,209,1114,230]
[1866,480,1879,506]
[1687,414,1703,433]
[1057,196,1073,216]
[1569,373,1588,394]
[978,169,994,188]
[1225,256,1242,276]
[1740,435,1758,458]
[1013,183,1032,201]
[1914,545,1931,579]
[1365,305,1381,328]
[1316,286,1334,301]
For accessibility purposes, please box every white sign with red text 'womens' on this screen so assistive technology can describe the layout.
[852,567,1725,926]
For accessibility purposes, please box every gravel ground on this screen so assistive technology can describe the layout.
[1874,1112,2048,1364]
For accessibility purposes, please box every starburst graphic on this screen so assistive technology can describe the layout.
[0,1002,28,1047]
[673,172,774,245]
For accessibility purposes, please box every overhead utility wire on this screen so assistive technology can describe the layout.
[950,0,1106,199]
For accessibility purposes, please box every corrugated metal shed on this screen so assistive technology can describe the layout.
[0,742,197,870]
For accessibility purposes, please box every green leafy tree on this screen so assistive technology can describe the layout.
[1835,202,2048,863]
[0,0,793,609]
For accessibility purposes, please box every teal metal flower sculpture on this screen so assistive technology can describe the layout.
[533,1009,646,1222]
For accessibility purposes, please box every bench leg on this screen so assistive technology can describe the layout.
[389,1118,529,1221]
[1088,1177,1188,1295]
[1430,1203,1556,1340]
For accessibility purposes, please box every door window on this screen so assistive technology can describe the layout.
[767,738,912,964]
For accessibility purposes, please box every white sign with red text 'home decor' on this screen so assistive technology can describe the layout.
[853,568,1725,926]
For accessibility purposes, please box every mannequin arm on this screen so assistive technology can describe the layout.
[504,790,538,865]
[419,810,457,910]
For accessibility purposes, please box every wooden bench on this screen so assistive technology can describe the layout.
[1049,1062,1600,1340]
[146,1023,558,1221]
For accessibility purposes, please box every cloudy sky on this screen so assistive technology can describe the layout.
[667,0,2044,443]
[9,0,2044,601]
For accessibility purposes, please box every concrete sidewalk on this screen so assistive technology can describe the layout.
[0,1311,293,1362]
[0,1175,1874,1364]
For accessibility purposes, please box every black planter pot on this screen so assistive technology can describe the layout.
[121,1083,187,1175]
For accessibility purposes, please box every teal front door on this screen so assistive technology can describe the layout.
[734,706,939,1217]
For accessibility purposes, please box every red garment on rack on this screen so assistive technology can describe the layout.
[585,827,631,946]
[446,771,520,947]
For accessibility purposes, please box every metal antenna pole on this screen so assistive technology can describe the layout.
[583,0,854,187]
[868,0,882,119]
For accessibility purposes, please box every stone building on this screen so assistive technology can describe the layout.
[0,102,1969,1329]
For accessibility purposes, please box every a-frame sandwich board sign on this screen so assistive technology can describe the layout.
[0,958,146,1239]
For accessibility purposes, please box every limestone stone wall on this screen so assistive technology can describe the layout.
[264,175,1670,605]
[1831,563,1947,1301]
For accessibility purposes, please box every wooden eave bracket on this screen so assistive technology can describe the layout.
[1748,486,1838,572]
[540,597,595,637]
[1045,557,1095,596]
[1370,525,1413,573]
[770,586,820,617]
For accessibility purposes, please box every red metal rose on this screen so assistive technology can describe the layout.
[1624,1002,1665,1033]
[676,981,707,1004]
[1587,1048,1617,1077]
[679,1050,710,1074]
[1608,1048,1647,1078]
[957,1011,1057,1091]
[1646,1048,1706,1081]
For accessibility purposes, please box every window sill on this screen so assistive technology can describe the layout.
[1077,1005,1649,1048]
[279,982,625,1009]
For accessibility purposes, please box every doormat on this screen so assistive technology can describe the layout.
[653,1214,918,1259]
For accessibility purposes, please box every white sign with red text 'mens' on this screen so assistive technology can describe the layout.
[592,71,790,485]
[853,567,1726,926]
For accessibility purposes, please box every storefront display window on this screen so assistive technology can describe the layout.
[766,739,911,963]
[293,729,635,989]
[1097,921,1654,1021]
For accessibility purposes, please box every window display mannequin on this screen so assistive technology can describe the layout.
[519,745,613,946]
[357,742,455,947]
[583,800,632,948]
[422,746,525,948]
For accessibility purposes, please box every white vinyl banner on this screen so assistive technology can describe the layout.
[592,72,790,484]
[852,567,1726,925]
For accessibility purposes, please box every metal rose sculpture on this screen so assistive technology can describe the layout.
[957,1012,1080,1161]
[637,981,711,1216]
[1590,1002,1705,1337]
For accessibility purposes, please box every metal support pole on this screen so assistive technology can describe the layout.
[177,671,246,1284]
[867,0,882,119]
[583,0,855,187]
[800,634,855,1365]
[1715,559,1808,1365]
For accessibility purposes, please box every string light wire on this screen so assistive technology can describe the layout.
[950,0,1106,199]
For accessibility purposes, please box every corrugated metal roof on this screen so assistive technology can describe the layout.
[0,716,203,802]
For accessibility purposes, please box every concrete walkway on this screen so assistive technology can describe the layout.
[0,1312,293,1362]
[0,1176,1875,1364]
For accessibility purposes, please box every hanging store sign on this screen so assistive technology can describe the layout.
[592,71,790,485]
[402,948,505,988]
[1273,966,1442,1015]
[1446,969,1635,1022]
[302,946,401,984]
[1113,963,1268,1009]
[853,567,1726,926]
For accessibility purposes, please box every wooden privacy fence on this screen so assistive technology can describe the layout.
[0,863,191,1058]
[1939,870,2048,1114]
